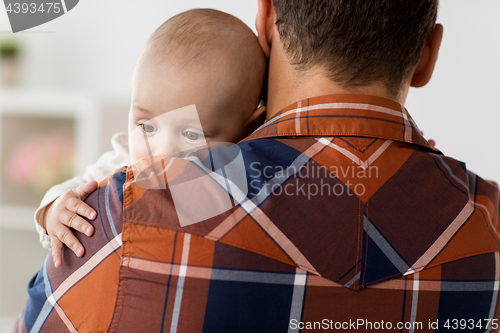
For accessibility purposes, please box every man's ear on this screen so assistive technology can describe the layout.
[411,24,444,88]
[255,0,276,58]
[245,106,267,126]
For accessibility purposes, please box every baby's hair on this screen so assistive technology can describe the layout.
[145,9,266,115]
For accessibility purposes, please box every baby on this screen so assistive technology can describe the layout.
[35,8,266,267]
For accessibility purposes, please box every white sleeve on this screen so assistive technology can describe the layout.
[34,132,130,249]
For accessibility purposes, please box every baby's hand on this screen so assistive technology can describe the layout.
[420,130,436,148]
[43,181,98,268]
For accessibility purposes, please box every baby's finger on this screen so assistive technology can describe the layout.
[74,181,98,201]
[53,225,85,258]
[51,238,63,268]
[60,209,94,237]
[65,197,97,221]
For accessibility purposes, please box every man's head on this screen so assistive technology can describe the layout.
[256,0,441,102]
[129,9,266,163]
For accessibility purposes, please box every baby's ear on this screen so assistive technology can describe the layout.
[245,106,267,126]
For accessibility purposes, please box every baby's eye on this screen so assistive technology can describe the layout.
[140,123,158,134]
[184,131,199,141]
[183,130,204,142]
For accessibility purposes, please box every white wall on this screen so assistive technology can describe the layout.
[0,0,258,96]
[406,0,500,182]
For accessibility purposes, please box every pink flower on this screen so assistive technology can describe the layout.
[7,131,74,192]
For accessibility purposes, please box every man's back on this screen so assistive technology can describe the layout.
[17,94,500,332]
[15,0,500,331]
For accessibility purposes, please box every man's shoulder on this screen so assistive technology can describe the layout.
[97,166,127,190]
[18,169,127,333]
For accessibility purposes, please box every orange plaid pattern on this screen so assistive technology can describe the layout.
[16,94,500,332]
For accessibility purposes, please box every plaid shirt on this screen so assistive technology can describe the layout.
[16,94,500,332]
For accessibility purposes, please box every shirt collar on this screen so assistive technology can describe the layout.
[243,94,440,154]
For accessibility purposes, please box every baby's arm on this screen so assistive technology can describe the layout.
[35,132,130,266]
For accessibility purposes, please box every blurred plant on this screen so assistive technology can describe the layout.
[0,40,20,59]
[7,131,74,194]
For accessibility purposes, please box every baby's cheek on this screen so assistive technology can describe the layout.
[128,128,152,163]
[168,137,202,156]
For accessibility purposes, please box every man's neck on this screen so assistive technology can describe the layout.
[265,43,410,120]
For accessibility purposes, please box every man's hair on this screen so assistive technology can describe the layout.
[273,0,438,97]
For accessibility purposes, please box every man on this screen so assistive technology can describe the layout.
[15,0,500,332]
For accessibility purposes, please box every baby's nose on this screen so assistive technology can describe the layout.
[151,135,190,158]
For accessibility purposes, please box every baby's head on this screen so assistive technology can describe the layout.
[128,9,266,163]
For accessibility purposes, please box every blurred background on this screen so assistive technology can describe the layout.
[0,0,499,330]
